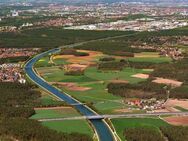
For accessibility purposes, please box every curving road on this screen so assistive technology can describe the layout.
[25,48,115,141]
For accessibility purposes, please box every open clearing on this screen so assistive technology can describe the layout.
[111,118,169,140]
[134,52,160,58]
[132,73,149,79]
[152,77,183,87]
[42,120,94,137]
[51,82,92,91]
[163,116,188,126]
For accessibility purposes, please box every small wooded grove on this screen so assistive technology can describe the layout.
[107,79,188,99]
[151,58,188,84]
[0,82,92,141]
[124,126,188,141]
[98,61,125,71]
[60,48,89,56]
[107,80,167,99]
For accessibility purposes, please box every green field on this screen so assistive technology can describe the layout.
[35,51,155,114]
[111,118,169,140]
[31,108,80,119]
[42,120,94,137]
[37,64,151,114]
[38,66,150,83]
[38,89,66,106]
[128,57,172,63]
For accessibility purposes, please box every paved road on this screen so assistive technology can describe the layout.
[38,112,188,122]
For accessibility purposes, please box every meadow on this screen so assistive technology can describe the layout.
[42,120,94,137]
[31,108,80,120]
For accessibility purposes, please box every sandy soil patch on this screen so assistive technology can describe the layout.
[142,69,154,72]
[53,50,104,66]
[152,77,183,87]
[114,108,132,113]
[154,109,171,113]
[51,82,91,91]
[132,73,149,79]
[163,116,188,126]
[165,99,188,110]
[34,106,72,110]
[64,64,88,72]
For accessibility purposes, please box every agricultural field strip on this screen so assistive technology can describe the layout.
[38,111,188,121]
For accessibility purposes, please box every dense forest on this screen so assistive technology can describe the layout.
[124,126,188,141]
[124,127,165,141]
[0,82,92,141]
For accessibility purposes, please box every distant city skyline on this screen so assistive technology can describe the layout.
[1,0,188,4]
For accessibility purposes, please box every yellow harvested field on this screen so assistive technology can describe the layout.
[53,50,104,65]
[134,52,160,58]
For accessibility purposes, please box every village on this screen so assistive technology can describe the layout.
[0,48,39,83]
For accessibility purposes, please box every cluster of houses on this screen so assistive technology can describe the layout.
[160,48,183,60]
[0,48,39,83]
[0,26,17,32]
[127,98,166,112]
[0,48,39,59]
[0,63,26,84]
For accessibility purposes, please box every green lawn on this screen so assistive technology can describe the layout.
[42,120,94,137]
[31,108,80,119]
[111,118,169,140]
